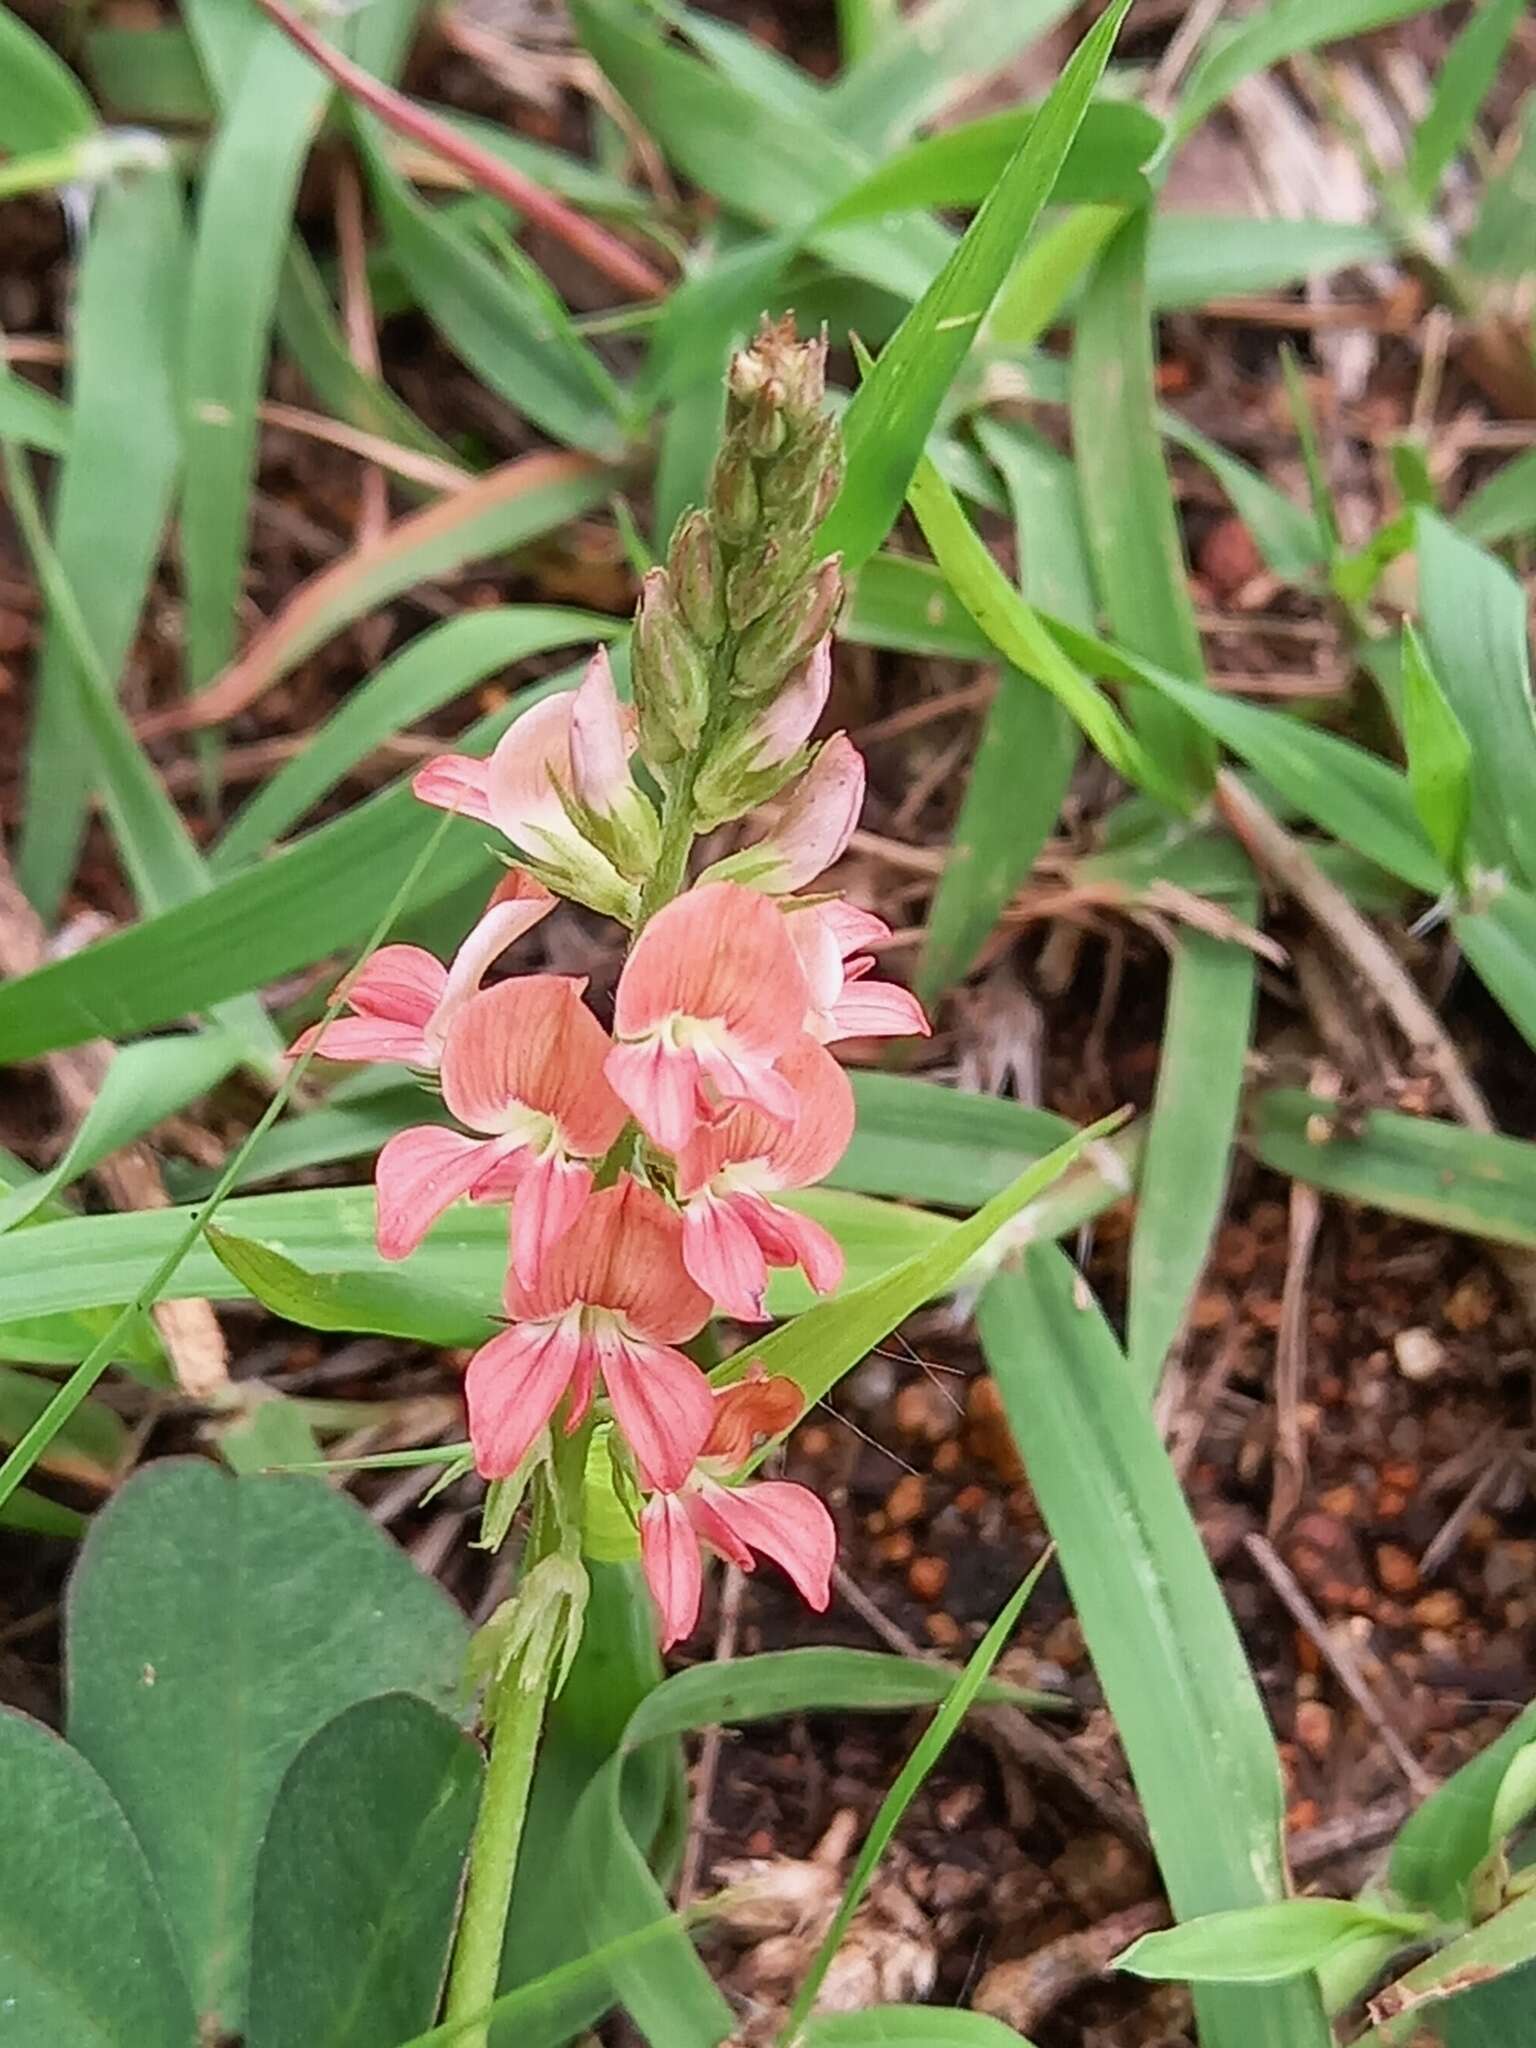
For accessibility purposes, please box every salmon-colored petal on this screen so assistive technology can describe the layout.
[682,1486,755,1573]
[509,1152,593,1289]
[604,1037,703,1155]
[600,1332,714,1493]
[757,733,863,890]
[750,1199,844,1296]
[436,878,557,1023]
[345,944,448,1024]
[440,977,626,1155]
[695,1040,800,1127]
[465,1318,581,1478]
[694,1479,835,1610]
[675,1036,853,1192]
[826,980,930,1043]
[614,883,808,1050]
[702,1373,805,1467]
[375,1127,507,1259]
[413,754,493,823]
[502,1179,711,1343]
[682,1195,770,1322]
[755,636,832,766]
[821,901,892,957]
[640,1493,703,1651]
[287,1015,433,1067]
[568,646,634,814]
[484,693,575,845]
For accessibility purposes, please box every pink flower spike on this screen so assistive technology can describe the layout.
[640,1493,704,1650]
[676,1036,854,1311]
[568,646,631,815]
[412,753,494,824]
[608,883,811,1150]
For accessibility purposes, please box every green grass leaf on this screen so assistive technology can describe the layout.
[1415,512,1536,887]
[1454,446,1536,546]
[824,0,1075,152]
[978,1246,1332,2048]
[84,23,211,123]
[67,1461,469,2030]
[1359,1892,1536,2044]
[819,0,1135,571]
[1146,215,1397,311]
[805,2017,1036,2048]
[0,1708,198,2047]
[1252,1091,1536,1250]
[1404,0,1524,205]
[1392,1702,1536,1918]
[180,27,332,688]
[246,1695,483,2048]
[1178,0,1444,137]
[1399,621,1473,880]
[1119,1899,1424,1986]
[1071,205,1210,791]
[0,9,97,151]
[1456,882,1536,1055]
[205,1224,497,1348]
[16,161,187,918]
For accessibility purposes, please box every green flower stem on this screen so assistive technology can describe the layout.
[441,1649,551,2048]
[634,636,739,929]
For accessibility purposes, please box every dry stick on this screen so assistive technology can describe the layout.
[832,1566,1153,1852]
[1214,771,1536,1323]
[0,852,229,1399]
[251,0,669,302]
[1243,1532,1435,1798]
[676,1565,746,1911]
[1270,1177,1323,1536]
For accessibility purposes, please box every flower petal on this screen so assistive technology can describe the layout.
[568,646,634,815]
[509,1152,593,1289]
[484,693,576,845]
[640,1494,703,1651]
[826,979,930,1042]
[287,1015,433,1067]
[413,754,494,823]
[750,1199,844,1296]
[695,1479,835,1611]
[604,1036,704,1155]
[600,1332,714,1493]
[502,1178,711,1343]
[435,875,557,1025]
[676,1036,853,1194]
[694,1040,801,1128]
[750,635,831,768]
[440,976,627,1155]
[755,732,863,891]
[702,1372,804,1467]
[344,945,448,1024]
[374,1126,506,1260]
[682,1194,770,1321]
[465,1318,581,1478]
[613,882,808,1052]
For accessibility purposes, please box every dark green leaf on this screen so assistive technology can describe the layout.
[205,1225,497,1347]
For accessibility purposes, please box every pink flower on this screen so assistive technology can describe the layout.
[413,652,645,915]
[606,882,810,1152]
[288,870,554,1070]
[466,1179,715,1489]
[747,636,832,769]
[700,733,864,893]
[639,1374,835,1649]
[374,974,626,1276]
[674,1036,853,1319]
[789,900,930,1045]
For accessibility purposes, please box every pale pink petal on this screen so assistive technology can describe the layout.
[440,976,626,1156]
[345,945,448,1024]
[681,1487,756,1572]
[599,1332,714,1493]
[374,1126,507,1259]
[751,1199,845,1296]
[568,646,633,815]
[750,636,832,768]
[695,1478,836,1610]
[821,902,892,957]
[682,1195,770,1322]
[413,754,494,823]
[484,693,576,845]
[287,1016,433,1067]
[509,1152,593,1288]
[759,734,864,891]
[640,1494,704,1651]
[435,877,557,1025]
[675,1037,853,1192]
[502,1178,711,1345]
[605,1037,705,1155]
[695,1040,800,1127]
[465,1318,581,1478]
[613,883,808,1052]
[826,980,931,1043]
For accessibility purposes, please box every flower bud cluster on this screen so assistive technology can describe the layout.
[292,321,928,1654]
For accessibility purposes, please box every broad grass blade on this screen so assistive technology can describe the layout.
[1456,882,1536,1054]
[0,9,97,150]
[1178,0,1444,137]
[1404,0,1524,205]
[825,0,1075,152]
[978,1246,1332,2048]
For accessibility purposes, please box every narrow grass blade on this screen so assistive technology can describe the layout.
[204,1226,497,1348]
[0,9,97,151]
[1253,1090,1536,1249]
[1178,0,1444,137]
[356,120,631,458]
[1127,907,1257,1389]
[1146,215,1397,312]
[978,1246,1332,2048]
[1071,206,1210,792]
[804,2017,1032,2048]
[818,0,1135,572]
[843,552,992,661]
[1415,512,1536,888]
[17,161,186,920]
[781,1557,1050,2039]
[181,28,331,688]
[1399,621,1473,879]
[1454,447,1536,546]
[1404,0,1524,205]
[1357,1893,1536,2045]
[84,24,211,124]
[824,0,1075,153]
[0,373,68,455]
[1456,882,1536,1054]
[906,455,1187,807]
[213,606,615,865]
[162,451,607,739]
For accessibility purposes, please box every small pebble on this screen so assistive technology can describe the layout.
[1393,1327,1446,1382]
[1413,1589,1464,1630]
[885,1473,926,1527]
[924,1611,962,1649]
[1294,1699,1334,1762]
[895,1381,952,1443]
[1376,1544,1420,1596]
[907,1555,949,1602]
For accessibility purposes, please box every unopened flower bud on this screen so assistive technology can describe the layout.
[566,646,660,880]
[709,437,759,546]
[632,566,710,765]
[668,509,726,647]
[726,533,813,632]
[761,415,843,540]
[693,637,832,828]
[731,555,843,699]
[731,316,828,425]
[699,732,864,892]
